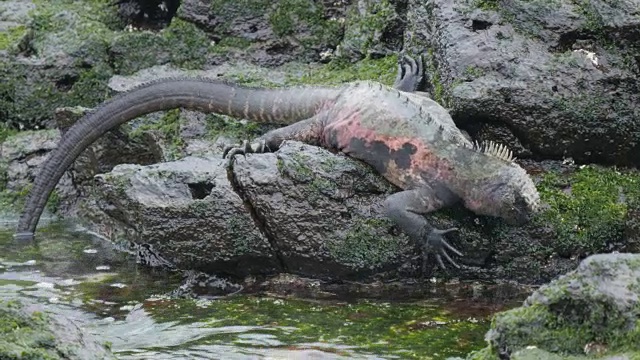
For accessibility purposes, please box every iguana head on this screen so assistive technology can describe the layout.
[465,165,541,225]
[460,141,541,225]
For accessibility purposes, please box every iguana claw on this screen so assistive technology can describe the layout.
[421,227,462,272]
[222,139,270,160]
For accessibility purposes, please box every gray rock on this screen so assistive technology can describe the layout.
[89,141,415,279]
[0,0,34,32]
[0,130,65,193]
[484,253,640,357]
[406,0,640,166]
[233,141,410,278]
[338,0,406,60]
[92,156,280,276]
[177,0,350,66]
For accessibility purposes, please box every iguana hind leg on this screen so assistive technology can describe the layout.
[223,116,324,158]
[383,188,464,272]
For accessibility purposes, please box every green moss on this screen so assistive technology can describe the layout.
[425,48,450,106]
[205,114,270,142]
[0,123,18,144]
[226,216,260,255]
[289,54,398,86]
[573,0,604,34]
[162,18,212,70]
[46,189,60,213]
[309,177,338,194]
[473,0,499,11]
[0,25,26,51]
[480,255,640,357]
[215,36,252,50]
[288,152,314,180]
[211,0,341,50]
[0,299,59,360]
[131,109,185,161]
[142,296,488,359]
[268,0,341,46]
[328,218,405,269]
[340,0,397,57]
[535,165,640,256]
[463,66,485,79]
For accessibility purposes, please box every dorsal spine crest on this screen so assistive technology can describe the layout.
[472,140,515,162]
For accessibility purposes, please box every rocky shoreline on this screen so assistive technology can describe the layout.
[1,0,639,358]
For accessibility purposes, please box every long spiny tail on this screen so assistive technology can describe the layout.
[14,77,340,240]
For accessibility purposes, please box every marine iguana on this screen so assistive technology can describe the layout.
[14,55,541,270]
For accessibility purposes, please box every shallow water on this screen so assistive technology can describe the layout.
[0,220,527,359]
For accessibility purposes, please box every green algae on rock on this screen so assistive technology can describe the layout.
[466,253,640,359]
[535,165,640,256]
[0,299,117,360]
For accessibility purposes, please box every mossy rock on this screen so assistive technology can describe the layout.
[0,299,117,359]
[467,253,640,359]
[534,165,640,257]
[0,1,212,130]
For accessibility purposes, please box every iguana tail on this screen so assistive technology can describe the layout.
[14,77,340,240]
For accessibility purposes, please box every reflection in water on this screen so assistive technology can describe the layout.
[0,220,521,359]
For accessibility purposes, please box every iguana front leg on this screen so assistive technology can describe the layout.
[383,188,464,272]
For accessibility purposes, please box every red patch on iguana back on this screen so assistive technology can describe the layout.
[323,109,454,188]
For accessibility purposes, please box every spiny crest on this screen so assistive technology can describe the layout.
[472,140,515,163]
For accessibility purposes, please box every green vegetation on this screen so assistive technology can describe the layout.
[268,0,342,46]
[468,255,640,359]
[288,54,398,86]
[205,114,271,143]
[341,0,396,57]
[0,25,26,51]
[130,109,185,161]
[0,300,59,360]
[0,123,18,143]
[328,218,406,269]
[473,0,499,11]
[139,295,489,359]
[535,165,640,256]
[0,0,213,129]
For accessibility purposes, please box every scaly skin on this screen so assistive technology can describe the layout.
[15,56,541,272]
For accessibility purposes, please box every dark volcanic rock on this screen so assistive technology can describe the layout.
[178,0,350,66]
[405,0,640,166]
[90,143,414,279]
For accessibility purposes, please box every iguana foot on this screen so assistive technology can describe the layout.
[222,139,271,159]
[394,54,424,92]
[420,227,463,273]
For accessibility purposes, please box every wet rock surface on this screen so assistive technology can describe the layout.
[231,141,409,279]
